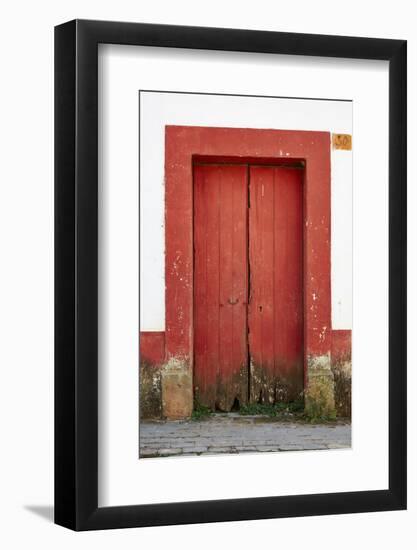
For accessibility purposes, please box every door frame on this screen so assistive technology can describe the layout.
[165,125,332,405]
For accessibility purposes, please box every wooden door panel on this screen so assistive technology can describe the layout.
[249,166,304,403]
[193,164,248,411]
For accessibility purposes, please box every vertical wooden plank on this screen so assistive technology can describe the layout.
[217,166,248,410]
[273,167,304,401]
[260,170,275,387]
[248,167,275,403]
[194,164,248,411]
[228,166,248,408]
[249,166,304,403]
[218,167,234,409]
[218,165,248,410]
[205,167,221,407]
[193,165,217,408]
[193,165,204,402]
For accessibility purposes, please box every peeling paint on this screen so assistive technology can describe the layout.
[318,326,327,342]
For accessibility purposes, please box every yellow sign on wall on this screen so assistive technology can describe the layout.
[332,133,352,150]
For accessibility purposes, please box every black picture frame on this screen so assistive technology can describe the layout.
[55,19,407,531]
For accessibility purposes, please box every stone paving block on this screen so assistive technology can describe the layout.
[208,447,236,453]
[139,416,351,457]
[158,448,183,456]
[191,446,209,453]
[293,444,327,450]
[139,448,159,457]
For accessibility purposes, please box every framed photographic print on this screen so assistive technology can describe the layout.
[54,20,406,530]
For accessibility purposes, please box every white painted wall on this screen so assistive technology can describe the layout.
[140,91,353,330]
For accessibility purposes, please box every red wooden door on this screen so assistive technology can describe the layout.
[248,166,304,403]
[193,163,304,411]
[193,164,249,411]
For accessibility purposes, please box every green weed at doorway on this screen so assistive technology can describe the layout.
[239,400,304,417]
[191,399,212,421]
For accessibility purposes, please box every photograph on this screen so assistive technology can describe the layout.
[139,91,353,458]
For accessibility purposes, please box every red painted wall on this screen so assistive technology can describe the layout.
[331,330,352,364]
[139,332,165,365]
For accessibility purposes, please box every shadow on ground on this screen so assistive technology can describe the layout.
[24,505,54,523]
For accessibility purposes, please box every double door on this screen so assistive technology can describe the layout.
[193,163,303,411]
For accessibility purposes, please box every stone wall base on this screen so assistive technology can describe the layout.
[305,354,336,418]
[161,358,193,420]
[141,354,349,421]
[332,360,352,418]
[139,362,162,420]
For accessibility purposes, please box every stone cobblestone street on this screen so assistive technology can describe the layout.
[139,414,351,458]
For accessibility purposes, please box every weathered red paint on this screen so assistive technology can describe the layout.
[331,330,352,364]
[193,164,248,410]
[139,331,165,365]
[165,126,331,391]
[249,166,304,402]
